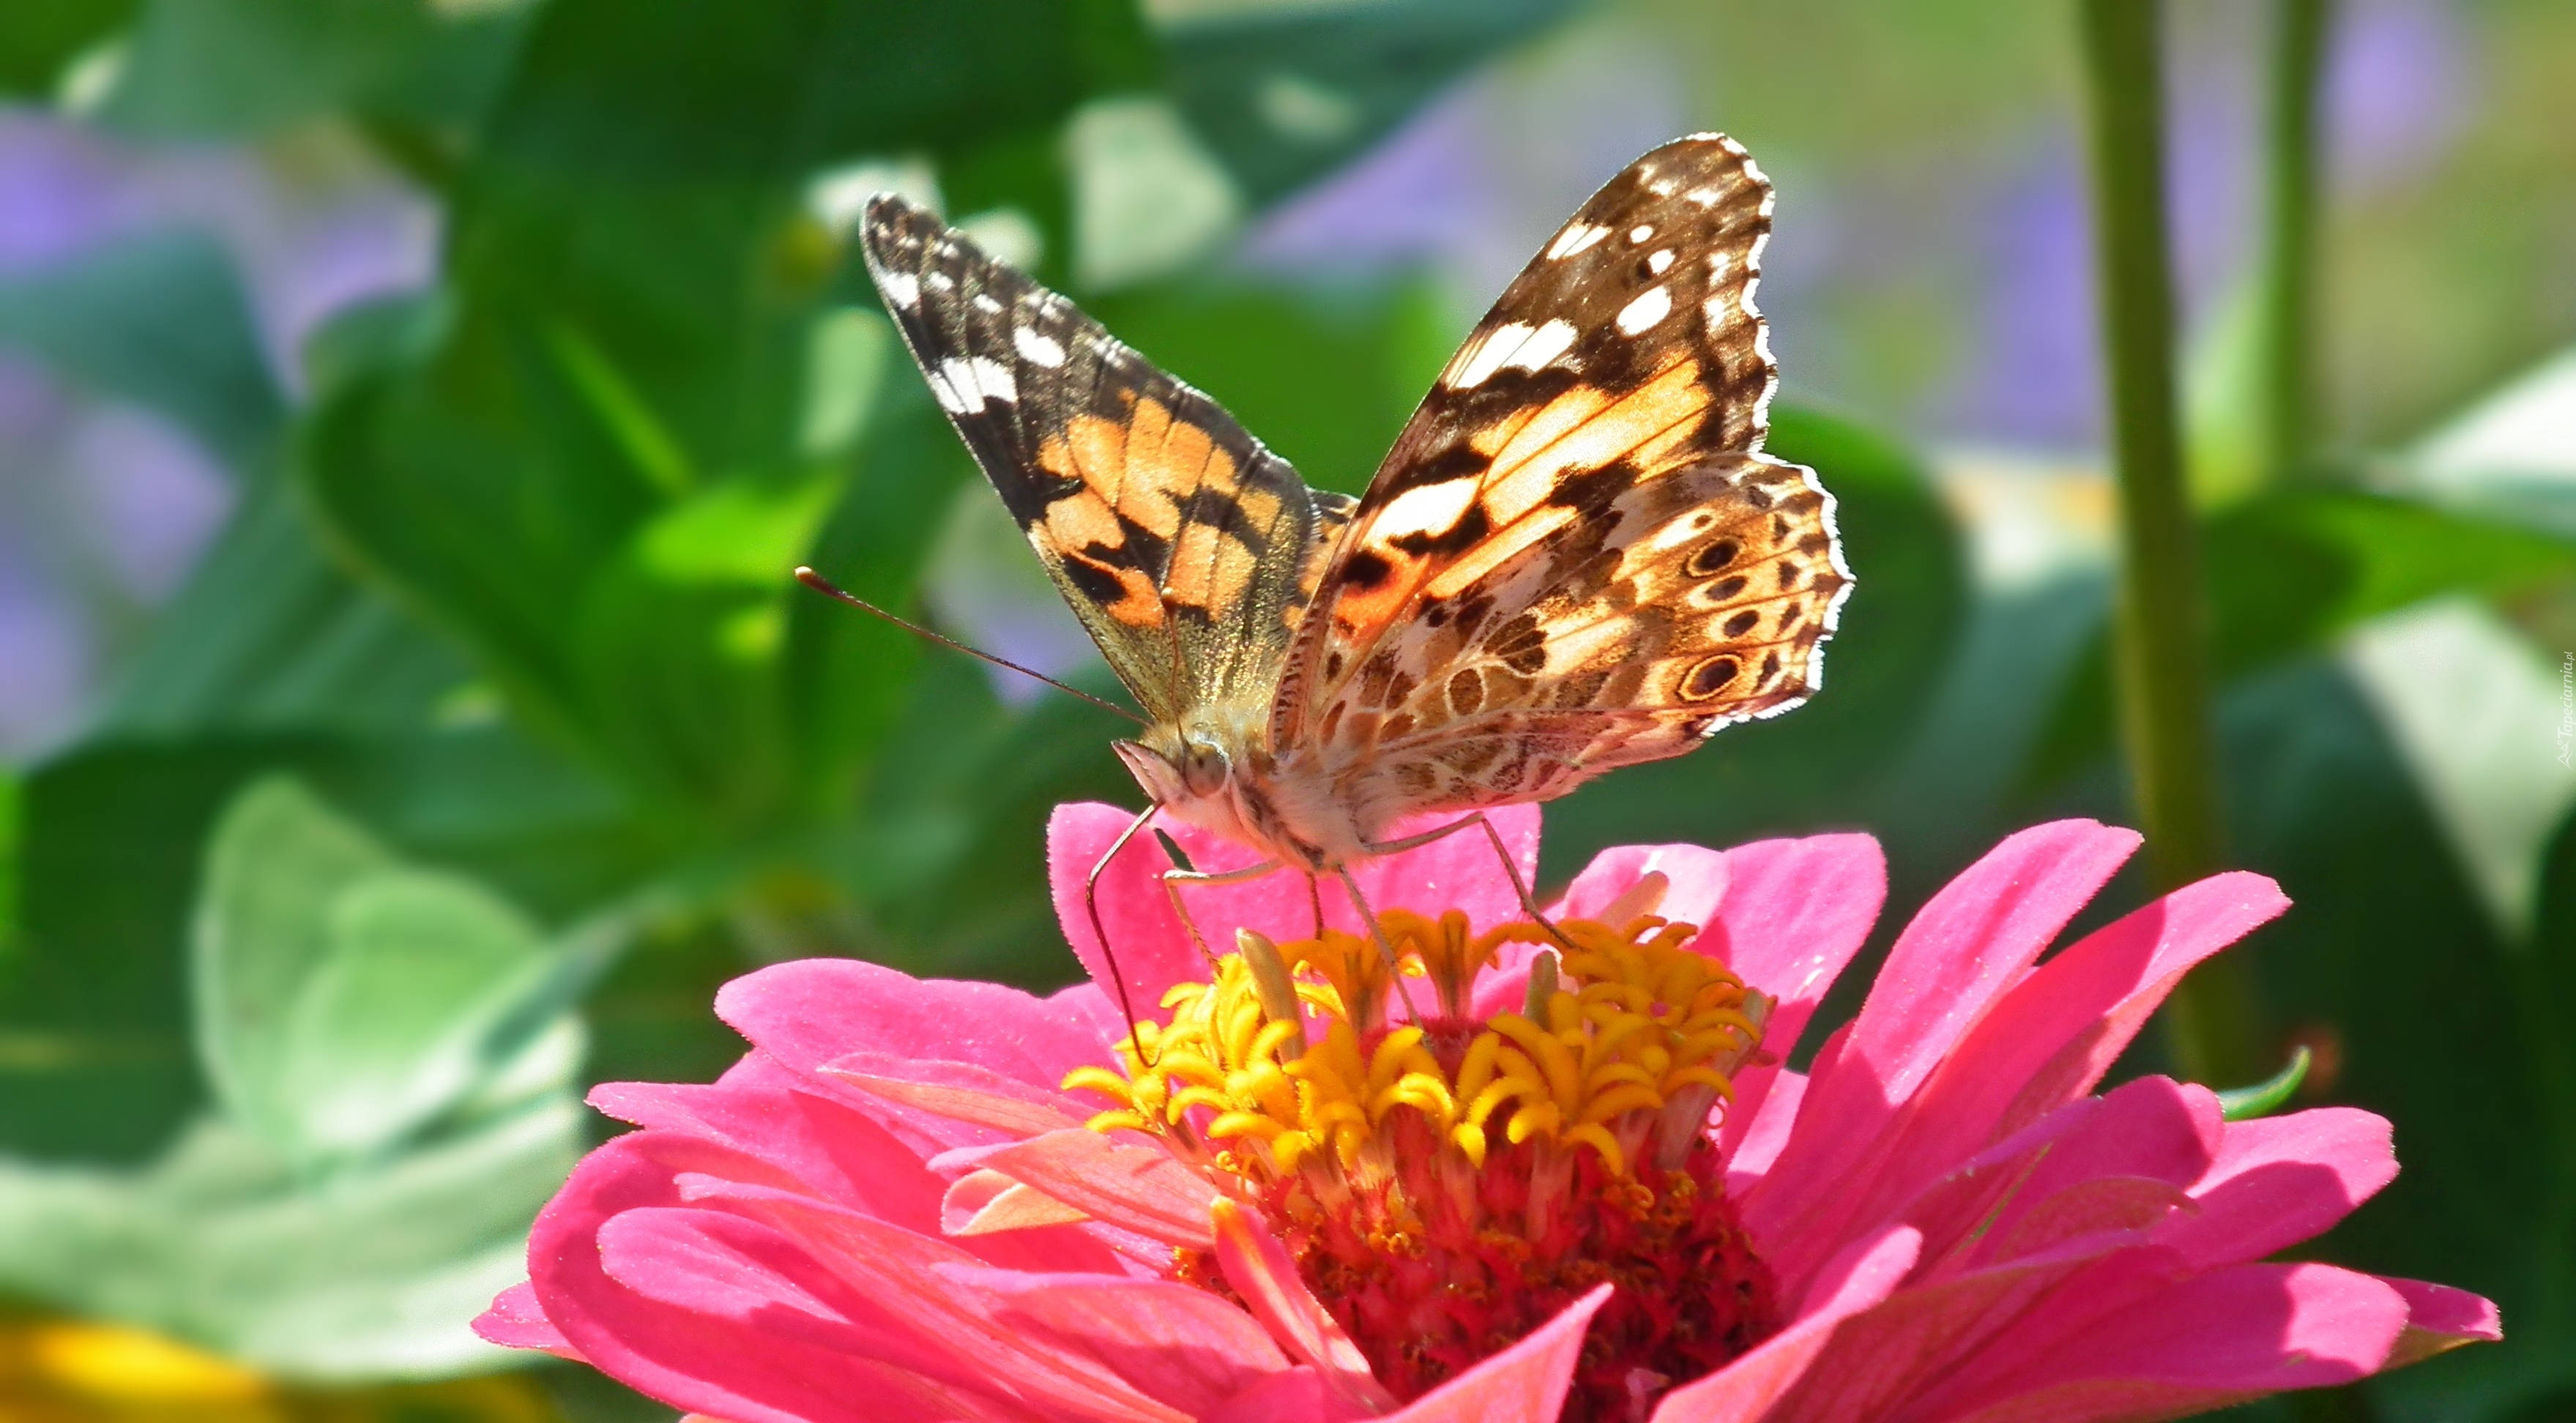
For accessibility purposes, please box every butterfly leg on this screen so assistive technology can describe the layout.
[1361,813,1577,951]
[1158,856,1284,967]
[1331,868,1429,1027]
[1082,804,1168,1064]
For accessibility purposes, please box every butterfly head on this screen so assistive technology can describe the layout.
[1114,725,1232,805]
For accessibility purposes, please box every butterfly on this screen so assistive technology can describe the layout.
[852,133,1850,952]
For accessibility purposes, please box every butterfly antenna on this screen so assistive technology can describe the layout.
[793,567,1147,725]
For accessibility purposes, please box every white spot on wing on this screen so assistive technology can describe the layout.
[926,271,956,292]
[878,271,920,308]
[1628,224,1654,243]
[1447,321,1533,389]
[1616,287,1672,335]
[972,294,1003,314]
[926,368,972,414]
[1648,250,1675,274]
[1014,326,1066,367]
[938,356,1017,407]
[1546,223,1613,260]
[1373,477,1481,542]
[1507,318,1578,371]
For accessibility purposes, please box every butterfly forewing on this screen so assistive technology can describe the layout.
[1271,135,1850,821]
[860,196,1335,725]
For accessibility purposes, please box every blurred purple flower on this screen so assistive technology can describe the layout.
[0,108,436,758]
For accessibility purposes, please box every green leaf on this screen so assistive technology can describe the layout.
[1,738,328,1164]
[1159,0,1581,204]
[96,0,526,139]
[299,174,817,747]
[569,472,846,815]
[92,467,471,742]
[0,774,18,947]
[0,231,283,474]
[2215,1045,2311,1121]
[840,650,1140,985]
[2203,490,2576,673]
[0,1099,581,1381]
[2205,660,2570,1419]
[2025,489,2576,796]
[483,0,1153,179]
[195,777,579,1165]
[0,0,134,97]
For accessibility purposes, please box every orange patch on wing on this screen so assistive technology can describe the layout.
[1041,488,1125,552]
[1164,522,1256,615]
[1482,360,1707,526]
[1068,551,1164,630]
[1424,505,1577,600]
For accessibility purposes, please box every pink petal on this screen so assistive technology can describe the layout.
[1051,802,1229,1020]
[1724,1069,1806,1195]
[1212,1198,1397,1414]
[1914,1263,2408,1423]
[821,1050,1094,1135]
[1743,821,2140,1284]
[1382,1284,1612,1423]
[682,1177,1207,1422]
[953,1128,1221,1249]
[2155,1108,2396,1270]
[1205,1368,1376,1423]
[1897,1078,2216,1284]
[1050,802,1549,1023]
[1345,804,1544,927]
[1648,1224,1923,1422]
[1863,873,2290,1210]
[472,1281,582,1360]
[1555,844,1732,929]
[717,955,1120,1091]
[587,1067,950,1235]
[528,1135,1026,1423]
[1698,833,1886,1162]
[1757,1235,2188,1422]
[945,1170,1092,1235]
[1992,1176,2199,1261]
[940,1263,1293,1416]
[2380,1277,2504,1368]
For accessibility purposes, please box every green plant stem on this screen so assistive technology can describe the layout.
[2077,0,2263,1086]
[2258,0,2333,486]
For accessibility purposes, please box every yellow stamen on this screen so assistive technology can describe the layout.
[1064,905,1768,1192]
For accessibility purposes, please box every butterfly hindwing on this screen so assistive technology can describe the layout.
[860,196,1335,725]
[1273,135,1850,822]
[1324,454,1847,823]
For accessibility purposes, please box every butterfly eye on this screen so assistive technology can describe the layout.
[1181,740,1231,796]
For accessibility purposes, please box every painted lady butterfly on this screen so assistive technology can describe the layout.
[852,134,1849,933]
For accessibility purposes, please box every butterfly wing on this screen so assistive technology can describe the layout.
[861,196,1337,725]
[1270,135,1850,826]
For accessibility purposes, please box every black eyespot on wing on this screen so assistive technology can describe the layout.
[1683,655,1741,700]
[1686,537,1741,578]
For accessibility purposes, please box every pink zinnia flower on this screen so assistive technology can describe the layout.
[478,805,2498,1421]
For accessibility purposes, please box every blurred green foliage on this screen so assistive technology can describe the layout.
[0,1,2566,1420]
